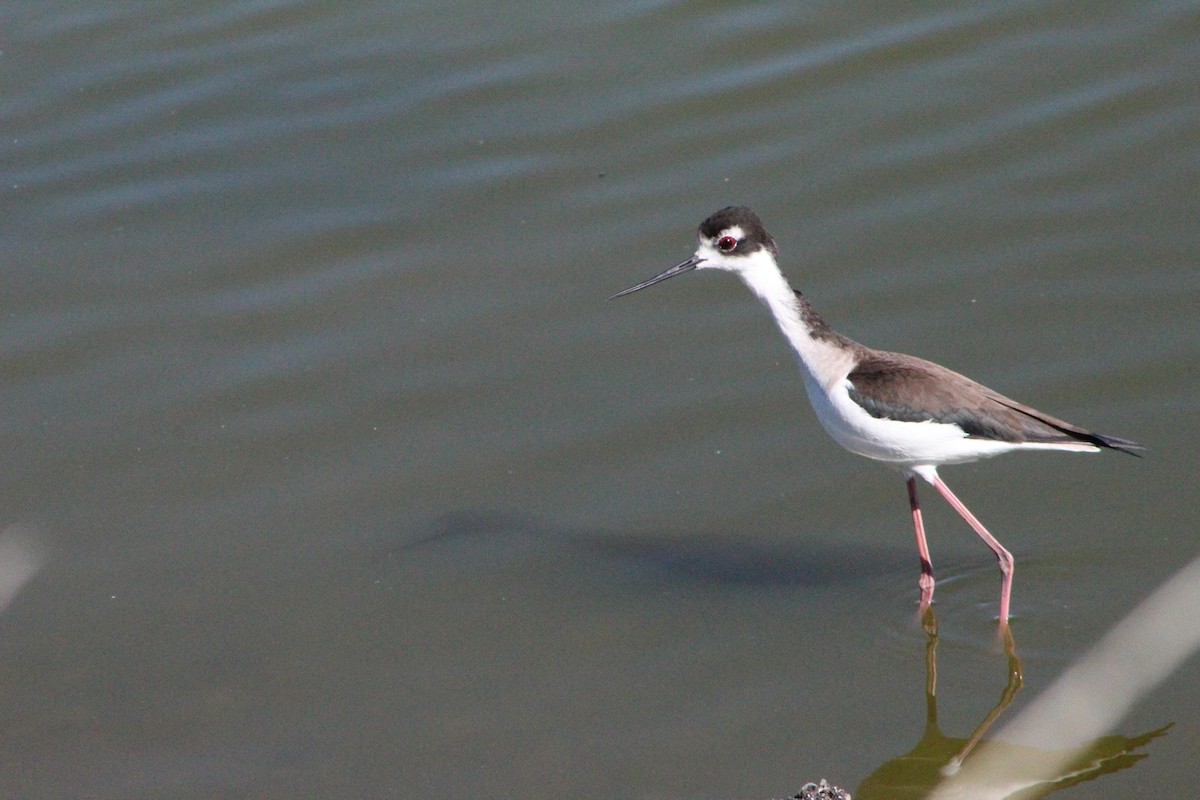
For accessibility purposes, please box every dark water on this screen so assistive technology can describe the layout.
[3,2,1199,797]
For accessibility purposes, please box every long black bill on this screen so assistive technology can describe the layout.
[608,255,704,300]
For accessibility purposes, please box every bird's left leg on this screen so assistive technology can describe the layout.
[908,476,936,609]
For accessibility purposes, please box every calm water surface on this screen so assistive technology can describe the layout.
[3,2,1199,798]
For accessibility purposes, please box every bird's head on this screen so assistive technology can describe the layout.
[610,206,779,299]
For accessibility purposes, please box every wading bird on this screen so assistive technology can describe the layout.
[612,206,1140,623]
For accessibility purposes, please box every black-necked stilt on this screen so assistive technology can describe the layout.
[612,206,1141,624]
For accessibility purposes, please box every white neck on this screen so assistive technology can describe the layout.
[729,251,856,390]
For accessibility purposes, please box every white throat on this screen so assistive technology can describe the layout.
[715,248,855,391]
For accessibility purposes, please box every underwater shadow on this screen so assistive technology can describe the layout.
[581,529,910,588]
[398,511,910,589]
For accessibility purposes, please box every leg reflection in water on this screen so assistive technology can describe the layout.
[855,607,1168,800]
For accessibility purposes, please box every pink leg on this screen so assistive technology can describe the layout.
[930,475,1014,622]
[908,477,935,608]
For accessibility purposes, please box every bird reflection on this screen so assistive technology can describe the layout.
[855,608,1168,799]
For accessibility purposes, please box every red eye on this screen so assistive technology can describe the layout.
[717,235,737,252]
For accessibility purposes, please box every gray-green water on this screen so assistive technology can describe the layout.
[4,2,1199,797]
